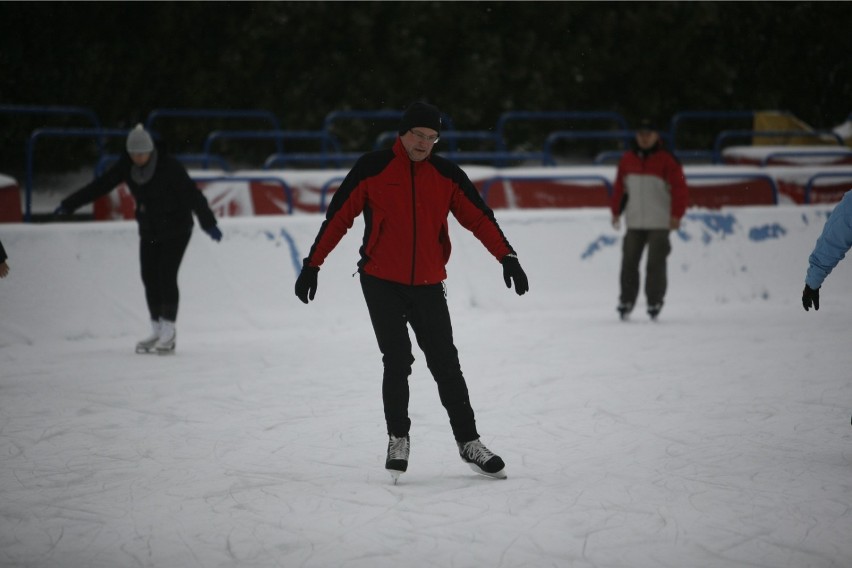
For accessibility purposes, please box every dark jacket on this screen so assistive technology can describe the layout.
[0,238,7,263]
[305,137,514,286]
[61,149,217,242]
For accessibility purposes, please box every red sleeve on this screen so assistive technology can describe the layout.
[305,172,367,268]
[611,158,627,217]
[667,156,688,219]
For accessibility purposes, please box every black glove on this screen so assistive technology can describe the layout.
[295,265,319,304]
[501,254,529,296]
[205,226,223,242]
[802,285,819,311]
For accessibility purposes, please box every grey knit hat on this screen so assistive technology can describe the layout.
[126,123,154,154]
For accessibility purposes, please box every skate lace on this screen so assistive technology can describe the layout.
[463,440,495,463]
[388,436,409,460]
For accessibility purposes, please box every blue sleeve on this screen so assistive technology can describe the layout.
[805,190,852,289]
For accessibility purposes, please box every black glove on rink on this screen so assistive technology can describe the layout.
[295,265,319,304]
[802,285,819,311]
[501,254,529,296]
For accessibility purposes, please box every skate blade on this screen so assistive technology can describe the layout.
[387,470,402,484]
[136,346,155,354]
[467,463,507,479]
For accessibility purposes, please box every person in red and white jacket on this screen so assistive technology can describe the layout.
[295,102,528,481]
[610,118,688,321]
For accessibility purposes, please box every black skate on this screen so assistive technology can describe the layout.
[385,434,410,484]
[458,439,506,479]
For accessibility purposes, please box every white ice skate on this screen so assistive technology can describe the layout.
[155,320,176,355]
[135,320,161,354]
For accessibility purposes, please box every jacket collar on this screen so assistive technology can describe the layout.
[633,140,662,159]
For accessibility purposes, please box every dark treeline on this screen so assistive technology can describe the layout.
[1,1,851,177]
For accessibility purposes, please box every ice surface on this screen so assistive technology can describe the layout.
[1,205,851,567]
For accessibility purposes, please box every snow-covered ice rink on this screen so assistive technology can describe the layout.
[1,204,851,567]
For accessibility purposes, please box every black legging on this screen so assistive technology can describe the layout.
[139,231,191,322]
[360,273,478,443]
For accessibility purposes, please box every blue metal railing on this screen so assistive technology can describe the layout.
[145,108,284,154]
[594,150,626,165]
[495,111,629,151]
[373,129,500,153]
[543,130,636,165]
[802,172,852,204]
[669,110,759,152]
[5,106,106,220]
[323,109,456,134]
[201,129,342,169]
[438,150,551,167]
[713,130,845,163]
[24,127,129,221]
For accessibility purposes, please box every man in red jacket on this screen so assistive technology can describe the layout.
[610,118,688,321]
[295,102,528,482]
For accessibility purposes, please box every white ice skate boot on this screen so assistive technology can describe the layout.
[155,319,176,355]
[135,319,161,354]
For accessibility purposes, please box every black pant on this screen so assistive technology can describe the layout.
[620,228,671,307]
[360,273,478,443]
[139,231,191,322]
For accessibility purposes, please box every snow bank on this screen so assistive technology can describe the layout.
[1,204,848,348]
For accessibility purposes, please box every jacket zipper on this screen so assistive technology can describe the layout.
[409,162,417,285]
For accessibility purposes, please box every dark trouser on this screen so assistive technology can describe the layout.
[620,228,671,307]
[360,273,478,443]
[139,231,191,322]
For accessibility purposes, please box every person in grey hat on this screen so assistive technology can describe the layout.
[54,123,223,354]
[295,101,529,482]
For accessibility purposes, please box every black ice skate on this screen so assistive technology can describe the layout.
[647,302,663,321]
[458,439,507,479]
[385,434,410,484]
[617,302,634,321]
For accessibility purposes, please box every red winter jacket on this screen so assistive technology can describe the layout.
[610,143,688,230]
[305,138,514,286]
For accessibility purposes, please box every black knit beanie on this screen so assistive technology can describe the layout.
[636,117,658,131]
[398,102,442,135]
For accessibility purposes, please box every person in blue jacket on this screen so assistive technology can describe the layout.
[0,238,9,278]
[802,189,852,312]
[55,124,222,354]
